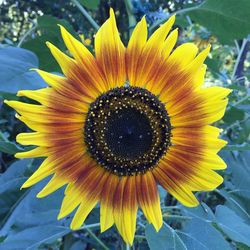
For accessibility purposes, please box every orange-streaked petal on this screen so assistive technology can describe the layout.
[137,172,162,231]
[126,16,148,85]
[94,8,126,88]
[130,15,175,88]
[100,174,119,232]
[153,166,199,207]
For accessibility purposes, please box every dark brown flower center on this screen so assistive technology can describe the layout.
[84,87,172,176]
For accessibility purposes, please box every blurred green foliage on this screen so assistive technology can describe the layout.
[0,0,250,249]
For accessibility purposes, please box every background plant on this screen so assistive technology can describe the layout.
[0,0,250,249]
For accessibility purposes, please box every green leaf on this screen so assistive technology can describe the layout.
[223,106,245,124]
[0,225,70,250]
[79,0,100,10]
[145,223,186,250]
[0,132,23,154]
[0,47,46,93]
[205,57,220,76]
[215,205,250,246]
[189,0,250,44]
[0,176,71,249]
[0,141,22,155]
[218,189,250,223]
[22,15,76,72]
[0,159,32,227]
[223,152,250,198]
[179,218,231,250]
[181,203,216,222]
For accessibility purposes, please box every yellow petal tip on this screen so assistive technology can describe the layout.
[57,213,64,220]
[14,152,21,158]
[20,182,29,190]
[36,192,44,198]
[109,7,115,17]
[45,41,51,48]
[70,222,80,231]
[16,91,24,97]
[29,68,37,71]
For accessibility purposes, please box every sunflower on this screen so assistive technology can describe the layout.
[5,9,231,244]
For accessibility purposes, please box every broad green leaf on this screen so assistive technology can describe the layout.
[179,218,231,250]
[0,47,46,93]
[0,179,66,237]
[181,203,216,222]
[0,132,23,154]
[215,205,250,246]
[145,223,187,250]
[0,141,22,155]
[189,0,250,44]
[0,225,70,250]
[221,151,250,199]
[205,57,220,76]
[22,15,76,72]
[237,242,250,250]
[69,240,87,250]
[218,189,250,223]
[0,160,31,226]
[0,177,71,250]
[223,106,245,124]
[79,0,100,10]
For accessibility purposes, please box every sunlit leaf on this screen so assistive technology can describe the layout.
[189,0,250,44]
[0,47,46,93]
[215,205,250,246]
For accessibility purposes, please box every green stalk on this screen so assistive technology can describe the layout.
[71,0,100,30]
[85,226,109,250]
[149,3,203,32]
[124,0,137,36]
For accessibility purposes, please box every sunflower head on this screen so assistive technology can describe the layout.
[5,8,231,245]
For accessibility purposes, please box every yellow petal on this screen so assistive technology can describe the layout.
[21,158,55,189]
[147,15,175,47]
[94,8,126,88]
[16,132,47,146]
[131,15,175,87]
[153,168,199,207]
[15,146,47,158]
[70,197,98,230]
[162,28,178,60]
[46,42,75,76]
[166,43,198,68]
[187,45,211,72]
[37,174,67,198]
[100,174,119,232]
[126,16,148,84]
[137,172,162,232]
[17,88,88,113]
[122,176,138,245]
[34,69,66,89]
[59,25,108,92]
[58,185,82,219]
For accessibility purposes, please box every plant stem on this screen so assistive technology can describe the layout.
[161,205,181,210]
[149,3,203,32]
[164,214,192,220]
[85,226,109,250]
[222,144,250,151]
[233,94,249,107]
[124,0,137,36]
[135,235,146,239]
[71,0,100,30]
[76,222,100,231]
[232,38,249,80]
[17,25,37,47]
[126,243,131,250]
